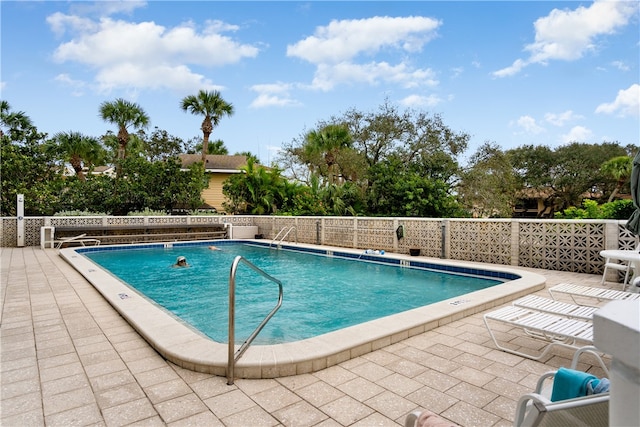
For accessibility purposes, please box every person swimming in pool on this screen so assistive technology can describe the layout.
[173,256,190,267]
[208,245,220,250]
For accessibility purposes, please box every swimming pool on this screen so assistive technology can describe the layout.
[82,242,505,345]
[60,240,546,378]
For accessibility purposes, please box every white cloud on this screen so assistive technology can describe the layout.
[249,82,301,108]
[611,60,630,71]
[68,0,147,18]
[310,61,438,91]
[514,115,545,134]
[595,84,640,117]
[48,14,259,94]
[95,63,223,94]
[287,16,441,91]
[492,58,527,78]
[450,67,464,79]
[493,0,637,77]
[399,94,442,107]
[287,16,440,64]
[544,110,584,126]
[54,73,87,96]
[47,12,98,37]
[561,125,594,143]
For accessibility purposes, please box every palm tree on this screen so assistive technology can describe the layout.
[303,124,353,184]
[48,131,104,181]
[99,98,150,160]
[180,90,234,162]
[1,100,34,140]
[193,138,229,155]
[601,156,632,202]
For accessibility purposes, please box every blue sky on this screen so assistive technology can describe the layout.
[2,1,639,165]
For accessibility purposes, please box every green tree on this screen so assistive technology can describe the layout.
[180,90,234,162]
[223,159,286,214]
[46,131,105,181]
[367,156,462,217]
[508,142,630,214]
[600,155,632,202]
[1,100,33,140]
[136,127,186,161]
[107,156,206,215]
[1,101,60,215]
[278,100,467,217]
[235,151,260,165]
[302,124,354,185]
[99,98,150,161]
[192,138,229,155]
[459,142,518,217]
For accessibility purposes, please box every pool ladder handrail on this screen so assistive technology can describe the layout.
[227,255,283,385]
[270,226,297,248]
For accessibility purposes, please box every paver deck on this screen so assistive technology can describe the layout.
[1,247,614,426]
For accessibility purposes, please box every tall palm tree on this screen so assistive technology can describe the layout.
[601,156,633,202]
[47,131,104,181]
[180,90,234,162]
[99,98,150,160]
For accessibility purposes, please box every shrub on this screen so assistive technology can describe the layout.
[127,208,168,216]
[54,210,108,216]
[555,199,635,219]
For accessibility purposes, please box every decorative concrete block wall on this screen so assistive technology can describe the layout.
[2,215,637,276]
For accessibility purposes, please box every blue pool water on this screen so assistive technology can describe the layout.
[84,242,504,344]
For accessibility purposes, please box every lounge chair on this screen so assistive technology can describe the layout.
[514,345,609,426]
[548,283,640,306]
[54,233,101,249]
[483,305,593,360]
[512,295,599,321]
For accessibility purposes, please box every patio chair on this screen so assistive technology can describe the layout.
[483,305,593,360]
[514,345,609,426]
[54,233,101,249]
[514,391,609,426]
[512,294,599,321]
[548,283,640,306]
[601,254,632,289]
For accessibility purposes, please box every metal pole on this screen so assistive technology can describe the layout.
[227,257,237,385]
[17,194,25,247]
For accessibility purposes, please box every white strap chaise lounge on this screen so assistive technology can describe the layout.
[512,295,599,321]
[54,233,101,249]
[483,305,593,360]
[548,283,640,305]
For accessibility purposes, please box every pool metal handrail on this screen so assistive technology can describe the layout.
[270,226,297,248]
[227,255,283,385]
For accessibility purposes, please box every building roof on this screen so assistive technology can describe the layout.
[178,154,247,172]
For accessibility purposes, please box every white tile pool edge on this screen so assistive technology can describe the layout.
[59,241,546,379]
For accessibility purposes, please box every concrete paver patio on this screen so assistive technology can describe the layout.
[1,247,612,426]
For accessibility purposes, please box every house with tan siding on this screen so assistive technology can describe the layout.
[179,154,247,213]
